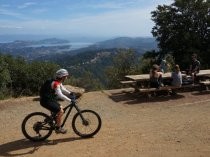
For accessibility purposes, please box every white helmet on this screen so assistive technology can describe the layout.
[55,69,69,78]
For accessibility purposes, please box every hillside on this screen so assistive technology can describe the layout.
[0,37,152,90]
[92,37,157,53]
[0,88,210,157]
[0,38,71,60]
[67,37,157,56]
[0,37,157,61]
[0,37,157,91]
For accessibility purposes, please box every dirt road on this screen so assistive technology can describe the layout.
[0,88,210,157]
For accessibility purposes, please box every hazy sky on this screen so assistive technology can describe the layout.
[0,0,172,38]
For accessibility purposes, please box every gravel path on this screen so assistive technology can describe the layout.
[0,88,210,157]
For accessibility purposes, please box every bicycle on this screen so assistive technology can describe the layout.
[21,94,102,142]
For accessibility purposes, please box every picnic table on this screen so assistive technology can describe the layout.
[125,72,183,81]
[121,70,210,94]
[195,69,210,77]
[195,70,210,90]
[123,72,185,92]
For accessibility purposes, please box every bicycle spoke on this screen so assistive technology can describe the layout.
[72,110,101,137]
[22,112,53,141]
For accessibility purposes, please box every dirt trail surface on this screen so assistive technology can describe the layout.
[0,88,210,157]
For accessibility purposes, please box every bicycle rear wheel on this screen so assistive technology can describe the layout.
[72,110,102,138]
[21,112,53,141]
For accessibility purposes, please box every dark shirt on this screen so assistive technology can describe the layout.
[39,79,57,101]
[191,59,200,73]
[150,74,163,88]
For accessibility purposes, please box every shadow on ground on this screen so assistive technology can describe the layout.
[0,137,86,156]
[191,90,210,96]
[108,89,185,105]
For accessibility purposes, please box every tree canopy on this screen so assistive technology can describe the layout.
[0,54,59,99]
[151,0,210,69]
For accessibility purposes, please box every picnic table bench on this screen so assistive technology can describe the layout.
[138,85,180,93]
[199,80,210,90]
[121,69,210,95]
[120,80,136,84]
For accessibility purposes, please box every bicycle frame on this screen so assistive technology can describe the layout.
[60,99,85,128]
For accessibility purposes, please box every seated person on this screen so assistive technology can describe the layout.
[171,64,182,87]
[189,53,200,83]
[170,65,182,95]
[160,59,170,73]
[150,64,163,89]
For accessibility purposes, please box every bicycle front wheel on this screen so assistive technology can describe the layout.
[72,110,102,138]
[21,112,53,141]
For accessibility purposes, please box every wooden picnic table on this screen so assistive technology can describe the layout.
[196,69,210,77]
[124,72,186,89]
[122,69,210,93]
[125,70,210,82]
[125,72,178,81]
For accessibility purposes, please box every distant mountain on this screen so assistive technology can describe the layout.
[35,38,70,45]
[0,34,107,43]
[90,37,157,53]
[0,38,70,47]
[0,38,71,60]
[0,36,157,60]
[65,37,157,56]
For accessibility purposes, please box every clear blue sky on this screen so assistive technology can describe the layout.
[0,0,172,38]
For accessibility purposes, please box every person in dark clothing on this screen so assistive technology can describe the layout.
[40,69,72,134]
[189,53,200,83]
[149,64,163,88]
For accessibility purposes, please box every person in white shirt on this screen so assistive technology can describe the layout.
[170,65,182,95]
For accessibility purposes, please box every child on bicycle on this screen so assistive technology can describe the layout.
[39,68,73,134]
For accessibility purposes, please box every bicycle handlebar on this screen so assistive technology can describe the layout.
[69,93,76,102]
